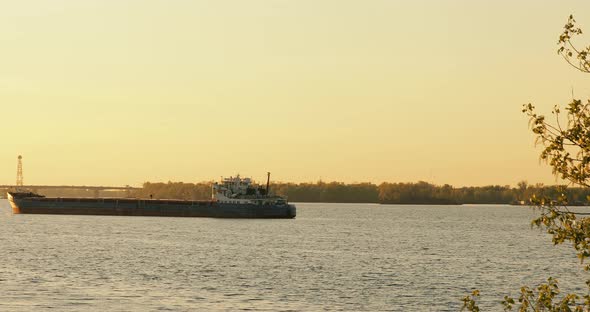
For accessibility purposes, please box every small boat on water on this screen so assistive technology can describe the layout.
[7,174,296,219]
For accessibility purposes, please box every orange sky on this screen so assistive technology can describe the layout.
[2,0,590,187]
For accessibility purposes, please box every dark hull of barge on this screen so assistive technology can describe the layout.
[7,192,296,219]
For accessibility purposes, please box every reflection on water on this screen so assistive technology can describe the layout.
[0,201,586,311]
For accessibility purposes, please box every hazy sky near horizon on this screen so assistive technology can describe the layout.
[2,0,590,187]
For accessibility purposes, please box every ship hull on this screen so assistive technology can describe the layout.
[7,193,296,219]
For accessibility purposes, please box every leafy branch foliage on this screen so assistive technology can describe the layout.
[559,15,590,73]
[499,278,588,311]
[461,290,481,312]
[463,15,590,311]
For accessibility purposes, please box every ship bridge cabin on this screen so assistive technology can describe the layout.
[212,175,270,203]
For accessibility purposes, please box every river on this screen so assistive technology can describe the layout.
[0,200,586,311]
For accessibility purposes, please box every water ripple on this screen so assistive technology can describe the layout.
[0,201,586,311]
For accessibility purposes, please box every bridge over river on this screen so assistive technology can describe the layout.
[0,185,140,198]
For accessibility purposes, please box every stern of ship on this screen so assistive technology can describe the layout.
[287,204,296,218]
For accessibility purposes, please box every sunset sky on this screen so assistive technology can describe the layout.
[2,0,590,187]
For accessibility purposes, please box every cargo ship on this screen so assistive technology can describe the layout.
[7,174,296,219]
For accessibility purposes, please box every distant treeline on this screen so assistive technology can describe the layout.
[20,180,589,205]
[120,180,590,205]
[133,182,211,200]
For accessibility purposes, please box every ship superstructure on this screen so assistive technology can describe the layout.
[213,174,287,206]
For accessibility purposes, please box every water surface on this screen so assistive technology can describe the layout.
[0,201,586,311]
